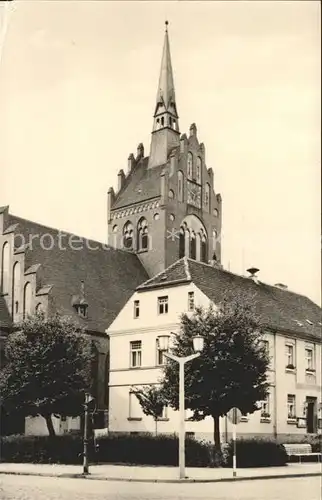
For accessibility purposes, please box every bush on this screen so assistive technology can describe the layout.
[278,434,322,453]
[224,439,287,468]
[0,433,213,467]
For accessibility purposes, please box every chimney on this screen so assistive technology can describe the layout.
[247,267,260,283]
[117,169,125,192]
[127,153,136,173]
[136,143,144,161]
[274,283,288,290]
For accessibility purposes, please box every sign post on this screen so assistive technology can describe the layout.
[83,393,95,475]
[227,407,242,478]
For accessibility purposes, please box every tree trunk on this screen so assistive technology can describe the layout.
[155,418,158,436]
[43,414,55,437]
[213,414,220,450]
[212,414,222,465]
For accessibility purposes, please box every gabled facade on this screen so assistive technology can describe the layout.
[0,205,148,435]
[107,258,322,442]
[107,24,222,278]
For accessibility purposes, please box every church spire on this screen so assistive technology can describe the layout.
[155,21,177,116]
[148,22,180,168]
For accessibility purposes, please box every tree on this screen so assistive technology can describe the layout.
[161,293,270,453]
[132,385,166,436]
[0,313,94,436]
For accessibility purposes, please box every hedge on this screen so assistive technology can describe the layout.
[0,433,212,467]
[224,439,288,468]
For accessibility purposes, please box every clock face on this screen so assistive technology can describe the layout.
[187,181,202,208]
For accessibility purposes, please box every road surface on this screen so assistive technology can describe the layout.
[0,474,321,499]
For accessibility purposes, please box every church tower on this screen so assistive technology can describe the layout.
[107,23,222,277]
[148,21,180,169]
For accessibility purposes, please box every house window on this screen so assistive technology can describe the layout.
[23,282,32,319]
[178,171,184,202]
[134,300,140,318]
[1,242,10,294]
[261,393,270,417]
[159,405,168,420]
[188,291,195,311]
[158,296,168,315]
[156,338,166,365]
[287,394,296,419]
[130,341,142,368]
[129,391,142,420]
[137,218,148,251]
[305,348,314,371]
[187,152,193,179]
[263,340,269,355]
[196,157,202,184]
[123,221,134,250]
[285,343,295,368]
[78,304,88,318]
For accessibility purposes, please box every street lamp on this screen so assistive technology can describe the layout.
[158,333,204,480]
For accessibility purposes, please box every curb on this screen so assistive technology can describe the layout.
[0,470,321,483]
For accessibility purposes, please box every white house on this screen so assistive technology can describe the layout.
[107,257,322,442]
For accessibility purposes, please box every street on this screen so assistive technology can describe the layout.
[0,474,321,500]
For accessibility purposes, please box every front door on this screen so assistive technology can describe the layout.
[306,397,317,434]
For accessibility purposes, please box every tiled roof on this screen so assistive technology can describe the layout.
[111,157,164,210]
[1,213,149,333]
[138,258,322,340]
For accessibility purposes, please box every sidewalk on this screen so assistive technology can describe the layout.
[0,462,321,483]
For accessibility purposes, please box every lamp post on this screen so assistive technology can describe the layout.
[158,333,204,480]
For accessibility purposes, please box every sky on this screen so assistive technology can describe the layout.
[0,1,320,305]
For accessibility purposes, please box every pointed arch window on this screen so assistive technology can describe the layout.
[190,232,196,260]
[137,218,149,251]
[123,221,134,250]
[196,157,202,184]
[184,227,190,257]
[204,183,210,213]
[179,227,185,259]
[178,171,184,202]
[1,242,10,294]
[187,152,193,180]
[12,261,21,321]
[23,282,32,319]
[201,235,208,263]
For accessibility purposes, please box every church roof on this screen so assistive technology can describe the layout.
[154,22,177,114]
[1,212,149,334]
[137,258,322,341]
[111,157,164,210]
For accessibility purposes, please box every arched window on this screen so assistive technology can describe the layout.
[187,152,193,180]
[178,171,184,202]
[122,221,134,250]
[12,262,21,321]
[184,228,190,257]
[36,302,44,314]
[196,157,202,184]
[161,116,164,127]
[201,234,208,263]
[1,242,10,294]
[137,218,148,251]
[23,282,32,319]
[179,227,185,258]
[190,232,196,260]
[196,233,201,261]
[204,183,210,213]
